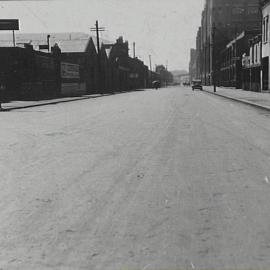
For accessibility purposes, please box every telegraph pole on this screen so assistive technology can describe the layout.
[211,24,216,92]
[12,30,15,47]
[166,60,168,87]
[91,20,105,93]
[133,42,136,58]
[47,35,50,53]
[149,55,152,87]
[91,20,105,54]
[149,55,152,72]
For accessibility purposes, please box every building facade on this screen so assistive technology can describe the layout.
[220,30,260,88]
[242,34,262,91]
[189,48,197,82]
[195,0,261,86]
[262,0,270,90]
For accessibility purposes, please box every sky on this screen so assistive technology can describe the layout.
[0,0,205,71]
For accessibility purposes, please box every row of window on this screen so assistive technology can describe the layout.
[232,6,258,15]
[212,6,258,16]
[250,43,261,65]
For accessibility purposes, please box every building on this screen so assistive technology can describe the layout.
[57,37,99,94]
[155,65,173,87]
[196,27,202,80]
[128,57,148,90]
[0,46,58,100]
[220,29,260,88]
[200,5,211,85]
[189,48,197,82]
[262,0,270,90]
[103,37,131,92]
[104,36,152,91]
[242,34,262,91]
[195,0,261,86]
[0,32,157,96]
[0,32,116,94]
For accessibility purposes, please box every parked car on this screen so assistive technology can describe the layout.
[192,79,203,91]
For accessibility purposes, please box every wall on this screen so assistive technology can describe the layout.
[262,1,270,89]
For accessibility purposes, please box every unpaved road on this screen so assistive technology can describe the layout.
[1,87,270,269]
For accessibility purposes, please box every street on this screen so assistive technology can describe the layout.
[1,86,270,269]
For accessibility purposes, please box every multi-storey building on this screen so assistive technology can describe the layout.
[189,48,197,82]
[220,29,260,88]
[195,27,202,80]
[262,0,270,90]
[242,34,262,91]
[195,0,261,86]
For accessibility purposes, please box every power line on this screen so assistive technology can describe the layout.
[20,2,48,30]
[90,20,105,93]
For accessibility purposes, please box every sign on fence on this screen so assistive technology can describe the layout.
[61,62,80,79]
[39,44,49,50]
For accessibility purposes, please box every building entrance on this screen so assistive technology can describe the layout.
[262,57,269,91]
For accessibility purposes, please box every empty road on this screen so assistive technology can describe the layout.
[0,86,270,269]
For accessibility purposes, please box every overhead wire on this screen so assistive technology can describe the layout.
[19,1,49,31]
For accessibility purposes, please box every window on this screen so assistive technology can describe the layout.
[232,7,245,15]
[255,45,257,64]
[247,6,258,15]
[263,16,269,43]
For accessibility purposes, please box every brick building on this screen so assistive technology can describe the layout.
[195,0,261,86]
[196,27,202,80]
[189,48,197,82]
[262,0,270,90]
[220,30,260,88]
[242,34,262,91]
[57,37,99,94]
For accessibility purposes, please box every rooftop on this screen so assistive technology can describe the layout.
[0,32,112,53]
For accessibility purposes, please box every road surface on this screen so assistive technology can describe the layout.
[0,86,270,269]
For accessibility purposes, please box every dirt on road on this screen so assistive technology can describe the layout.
[0,87,270,269]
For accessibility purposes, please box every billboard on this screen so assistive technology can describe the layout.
[39,44,49,50]
[0,19,19,30]
[61,62,80,79]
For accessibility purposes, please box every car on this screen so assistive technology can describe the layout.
[192,80,203,91]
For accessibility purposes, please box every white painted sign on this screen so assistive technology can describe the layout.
[61,62,80,79]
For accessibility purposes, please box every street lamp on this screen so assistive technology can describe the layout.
[211,24,217,92]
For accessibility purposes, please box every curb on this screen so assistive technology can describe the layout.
[202,89,270,112]
[0,89,150,111]
[0,94,103,111]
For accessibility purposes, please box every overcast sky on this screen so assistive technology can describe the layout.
[0,0,205,71]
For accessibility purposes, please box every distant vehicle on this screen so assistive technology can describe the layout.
[192,79,203,91]
[183,82,190,86]
[152,80,160,90]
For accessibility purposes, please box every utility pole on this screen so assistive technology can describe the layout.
[91,20,105,93]
[149,55,152,87]
[149,55,152,72]
[133,42,136,58]
[166,60,168,87]
[12,30,15,47]
[211,24,216,92]
[47,35,50,53]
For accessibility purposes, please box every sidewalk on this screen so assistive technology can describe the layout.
[203,86,270,111]
[0,94,103,111]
